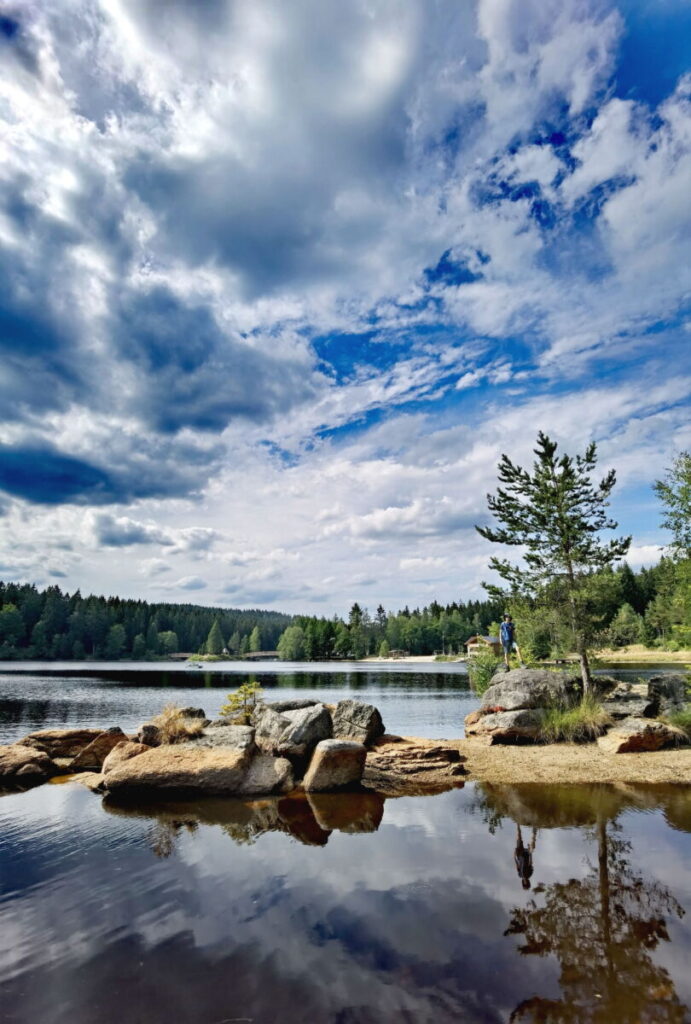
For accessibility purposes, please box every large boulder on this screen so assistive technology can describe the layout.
[0,744,58,787]
[238,754,293,796]
[480,670,581,713]
[254,703,332,760]
[102,741,151,775]
[104,746,249,797]
[18,728,105,759]
[597,717,687,754]
[466,708,547,743]
[178,707,207,720]
[648,675,687,714]
[602,695,658,719]
[363,738,465,796]
[331,699,385,745]
[303,739,366,792]
[184,725,256,756]
[70,727,129,770]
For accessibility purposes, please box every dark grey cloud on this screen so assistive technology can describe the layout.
[89,512,171,547]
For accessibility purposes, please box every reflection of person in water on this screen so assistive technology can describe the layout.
[514,824,537,889]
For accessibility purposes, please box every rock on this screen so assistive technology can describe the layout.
[648,675,687,714]
[104,746,249,798]
[363,738,465,796]
[178,707,207,719]
[331,699,385,745]
[597,717,688,754]
[267,699,320,713]
[602,697,657,720]
[136,724,161,747]
[184,725,256,756]
[303,739,366,792]
[18,728,105,759]
[279,704,332,758]
[0,744,58,787]
[464,710,484,731]
[466,708,547,743]
[70,727,129,770]
[102,741,151,775]
[480,670,581,713]
[237,754,294,796]
[254,703,332,760]
[65,772,106,793]
[307,790,385,833]
[253,705,291,751]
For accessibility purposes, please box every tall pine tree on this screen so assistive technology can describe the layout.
[476,432,630,691]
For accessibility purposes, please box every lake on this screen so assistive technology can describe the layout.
[1,663,690,1023]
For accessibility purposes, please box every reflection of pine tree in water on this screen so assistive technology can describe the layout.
[148,818,198,858]
[506,817,686,1023]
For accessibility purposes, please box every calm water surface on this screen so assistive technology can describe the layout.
[1,664,690,1023]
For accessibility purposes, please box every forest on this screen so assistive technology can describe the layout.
[0,584,291,661]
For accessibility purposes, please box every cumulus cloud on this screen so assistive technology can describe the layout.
[0,0,689,609]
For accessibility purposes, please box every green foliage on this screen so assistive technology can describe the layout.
[662,705,691,739]
[132,633,146,659]
[379,639,390,657]
[205,619,224,656]
[477,432,631,689]
[467,649,501,694]
[277,625,306,660]
[540,695,613,743]
[607,603,644,647]
[220,681,264,724]
[249,625,261,652]
[158,630,179,655]
[105,623,126,659]
[654,450,691,559]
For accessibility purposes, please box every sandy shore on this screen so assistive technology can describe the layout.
[459,736,691,785]
[362,655,465,664]
[595,645,691,664]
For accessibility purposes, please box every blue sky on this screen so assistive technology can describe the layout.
[0,0,689,613]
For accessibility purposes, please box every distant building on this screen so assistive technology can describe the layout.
[465,635,501,656]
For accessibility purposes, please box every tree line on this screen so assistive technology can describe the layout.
[0,585,291,661]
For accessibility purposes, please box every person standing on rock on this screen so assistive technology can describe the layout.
[500,614,524,671]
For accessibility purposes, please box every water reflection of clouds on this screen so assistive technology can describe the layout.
[1,782,690,1022]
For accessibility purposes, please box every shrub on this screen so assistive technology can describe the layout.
[540,695,612,743]
[220,680,264,724]
[151,704,205,744]
[468,649,501,695]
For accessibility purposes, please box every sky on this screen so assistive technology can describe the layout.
[0,0,689,615]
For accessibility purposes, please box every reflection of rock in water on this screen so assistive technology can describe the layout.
[470,783,689,1022]
[102,789,385,854]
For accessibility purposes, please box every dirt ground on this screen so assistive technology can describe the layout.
[458,736,691,785]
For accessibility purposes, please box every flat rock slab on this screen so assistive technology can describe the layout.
[71,728,128,770]
[18,728,105,759]
[184,725,256,756]
[596,717,687,754]
[50,771,106,793]
[104,746,249,798]
[304,739,366,792]
[267,699,320,713]
[0,744,58,787]
[363,737,465,796]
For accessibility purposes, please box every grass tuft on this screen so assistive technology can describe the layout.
[151,704,205,745]
[662,707,691,740]
[541,695,612,744]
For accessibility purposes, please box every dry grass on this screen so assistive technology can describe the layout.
[150,704,205,745]
[663,707,691,740]
[596,644,691,664]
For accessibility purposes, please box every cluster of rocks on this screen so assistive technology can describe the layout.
[0,697,463,799]
[465,668,689,752]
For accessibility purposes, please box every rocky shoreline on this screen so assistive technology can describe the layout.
[1,671,689,799]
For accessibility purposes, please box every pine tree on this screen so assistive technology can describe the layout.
[249,625,261,652]
[654,451,691,558]
[205,619,224,656]
[476,432,630,692]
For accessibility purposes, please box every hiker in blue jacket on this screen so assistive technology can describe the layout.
[500,614,523,671]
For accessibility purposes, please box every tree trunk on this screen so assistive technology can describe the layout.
[566,568,592,695]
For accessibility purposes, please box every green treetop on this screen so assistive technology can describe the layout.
[654,450,690,559]
[205,619,224,656]
[476,431,630,691]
